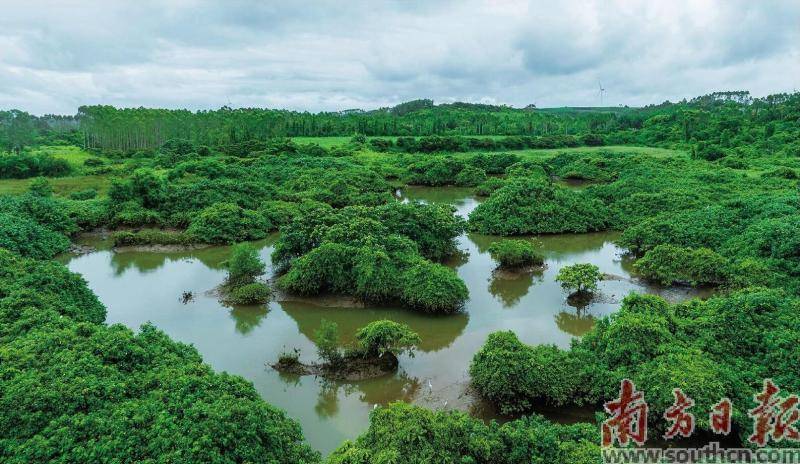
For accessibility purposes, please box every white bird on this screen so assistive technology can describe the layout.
[373,404,378,410]
[443,401,448,408]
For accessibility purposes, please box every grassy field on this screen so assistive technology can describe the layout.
[28,145,98,172]
[0,145,112,196]
[0,174,112,196]
[290,136,686,158]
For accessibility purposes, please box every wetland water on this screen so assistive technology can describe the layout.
[64,186,710,455]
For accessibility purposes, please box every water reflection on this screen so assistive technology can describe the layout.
[488,269,542,308]
[228,304,270,335]
[554,310,597,337]
[279,301,469,353]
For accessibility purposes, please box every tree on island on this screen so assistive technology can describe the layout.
[555,263,601,296]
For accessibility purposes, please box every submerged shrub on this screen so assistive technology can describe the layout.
[400,261,468,313]
[468,179,609,235]
[112,229,196,247]
[354,320,420,358]
[226,243,266,286]
[555,263,601,295]
[487,239,544,268]
[227,282,270,305]
[470,332,583,414]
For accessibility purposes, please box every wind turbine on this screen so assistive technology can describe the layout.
[598,83,606,107]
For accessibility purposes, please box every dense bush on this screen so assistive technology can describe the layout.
[112,229,196,247]
[227,282,271,305]
[273,201,468,313]
[555,263,601,295]
[0,212,70,259]
[470,289,800,443]
[187,202,270,244]
[468,179,610,235]
[328,402,599,464]
[0,152,71,179]
[399,261,469,313]
[69,187,97,200]
[0,249,319,463]
[633,244,731,286]
[470,332,582,413]
[226,243,266,286]
[487,239,544,268]
[474,177,507,197]
[354,320,420,358]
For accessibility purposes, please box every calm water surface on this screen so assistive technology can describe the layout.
[65,186,709,455]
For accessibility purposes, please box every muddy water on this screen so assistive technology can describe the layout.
[64,186,710,455]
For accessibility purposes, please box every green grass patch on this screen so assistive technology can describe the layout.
[0,174,112,197]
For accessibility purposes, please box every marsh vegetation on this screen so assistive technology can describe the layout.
[3,91,800,461]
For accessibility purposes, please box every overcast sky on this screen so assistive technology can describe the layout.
[1,0,798,115]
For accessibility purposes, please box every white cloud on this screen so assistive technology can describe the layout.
[0,0,797,114]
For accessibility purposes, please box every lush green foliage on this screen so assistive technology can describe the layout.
[227,282,271,305]
[328,402,599,464]
[468,179,609,235]
[0,152,71,179]
[555,263,601,295]
[112,229,196,247]
[187,202,271,244]
[274,202,468,313]
[3,90,800,458]
[0,249,319,463]
[471,289,800,444]
[226,243,267,286]
[487,239,544,268]
[315,319,343,366]
[633,244,731,286]
[0,212,70,259]
[354,320,420,358]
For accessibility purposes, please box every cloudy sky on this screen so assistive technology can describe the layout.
[1,0,798,115]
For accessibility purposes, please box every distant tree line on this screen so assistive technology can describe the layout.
[1,90,798,156]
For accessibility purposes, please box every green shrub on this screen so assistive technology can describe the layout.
[487,239,544,268]
[187,202,270,244]
[470,331,582,414]
[226,243,266,286]
[555,263,601,295]
[69,188,98,200]
[474,177,507,197]
[328,402,598,464]
[112,229,196,247]
[28,177,53,197]
[399,261,468,313]
[354,320,420,358]
[111,201,162,227]
[227,282,271,305]
[63,198,109,230]
[468,179,609,235]
[633,244,731,286]
[315,319,343,366]
[0,152,71,179]
[0,212,70,259]
[454,165,487,187]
